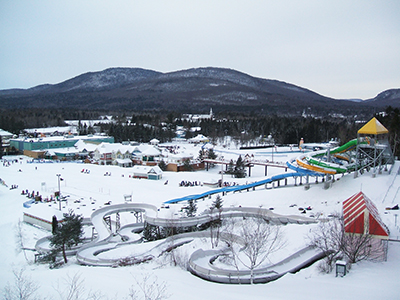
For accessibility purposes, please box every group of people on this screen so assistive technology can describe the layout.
[21,189,41,200]
[219,181,239,187]
[179,180,202,187]
[81,169,91,174]
[22,189,59,203]
[2,158,21,167]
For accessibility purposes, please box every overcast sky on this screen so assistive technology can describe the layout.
[0,1,399,99]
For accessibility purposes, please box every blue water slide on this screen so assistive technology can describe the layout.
[164,172,308,204]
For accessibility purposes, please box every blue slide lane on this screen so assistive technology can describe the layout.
[165,171,312,204]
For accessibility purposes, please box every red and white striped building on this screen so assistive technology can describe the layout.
[343,191,389,261]
[343,191,389,238]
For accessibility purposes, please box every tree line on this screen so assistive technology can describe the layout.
[1,108,399,157]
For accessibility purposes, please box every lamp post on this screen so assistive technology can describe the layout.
[220,156,224,184]
[56,173,61,210]
[271,147,274,163]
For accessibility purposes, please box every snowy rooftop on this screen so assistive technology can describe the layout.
[11,134,110,143]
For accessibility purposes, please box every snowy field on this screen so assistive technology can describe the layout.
[1,142,400,299]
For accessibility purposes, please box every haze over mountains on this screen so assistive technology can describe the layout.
[0,67,398,116]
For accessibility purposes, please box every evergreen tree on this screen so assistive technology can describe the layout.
[198,149,204,161]
[49,210,83,264]
[212,195,223,210]
[226,159,235,175]
[233,155,246,178]
[210,195,223,248]
[185,200,197,217]
[183,159,194,171]
[158,159,167,171]
[207,148,217,160]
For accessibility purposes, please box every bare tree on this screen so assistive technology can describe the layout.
[225,215,285,284]
[219,217,243,284]
[15,219,28,262]
[3,268,41,300]
[307,216,342,273]
[240,217,285,284]
[53,272,104,300]
[126,274,170,300]
[341,225,377,263]
[309,214,382,273]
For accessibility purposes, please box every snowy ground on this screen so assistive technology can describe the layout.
[1,142,399,299]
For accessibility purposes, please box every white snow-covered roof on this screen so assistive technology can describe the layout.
[24,126,77,135]
[189,134,209,143]
[53,147,79,155]
[11,134,110,143]
[190,127,202,132]
[24,204,64,222]
[115,158,132,164]
[202,143,214,150]
[0,129,13,137]
[165,153,193,161]
[74,139,99,152]
[64,118,114,127]
[150,138,160,144]
[95,142,135,154]
[91,143,161,157]
[132,165,163,175]
[141,145,161,156]
[45,150,56,156]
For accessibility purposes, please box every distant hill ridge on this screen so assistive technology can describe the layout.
[0,67,398,115]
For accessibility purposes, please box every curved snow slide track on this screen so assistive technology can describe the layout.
[188,245,325,284]
[71,203,323,282]
[34,202,327,282]
[35,174,326,283]
[35,169,317,257]
[74,203,317,265]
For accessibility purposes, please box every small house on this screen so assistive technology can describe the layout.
[131,165,163,180]
[343,191,389,260]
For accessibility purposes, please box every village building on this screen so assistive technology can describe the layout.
[131,165,163,180]
[150,138,160,146]
[140,145,162,165]
[343,191,390,261]
[93,142,135,166]
[23,205,64,231]
[9,134,114,157]
[24,126,78,137]
[0,129,14,154]
[91,142,161,167]
[182,108,213,122]
[188,134,210,144]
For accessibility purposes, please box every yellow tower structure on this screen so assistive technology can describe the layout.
[355,117,394,177]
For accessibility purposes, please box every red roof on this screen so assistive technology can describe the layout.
[343,192,389,238]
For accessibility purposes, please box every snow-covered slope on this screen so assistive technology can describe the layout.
[0,142,399,299]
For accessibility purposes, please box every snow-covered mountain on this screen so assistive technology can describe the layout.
[0,67,398,115]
